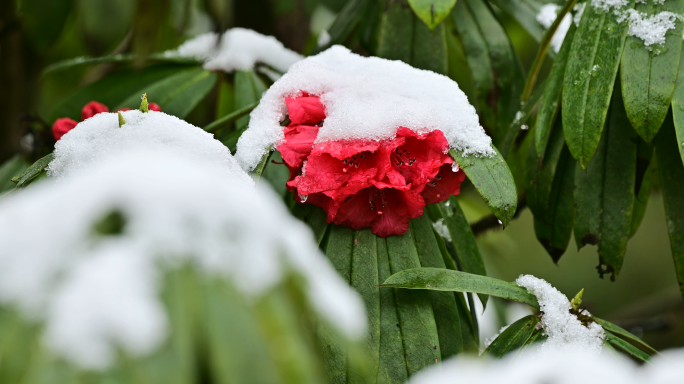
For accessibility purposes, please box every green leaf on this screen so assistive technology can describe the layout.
[621,0,684,143]
[411,215,464,359]
[562,1,633,168]
[0,156,29,193]
[385,233,441,374]
[324,225,354,284]
[114,67,217,119]
[604,331,651,362]
[450,148,518,226]
[408,0,457,29]
[434,197,487,308]
[20,0,72,52]
[11,153,54,188]
[655,115,684,299]
[315,0,370,52]
[535,24,576,157]
[593,317,658,355]
[630,157,653,237]
[49,65,191,122]
[526,116,567,220]
[204,101,259,133]
[670,36,684,165]
[382,268,540,308]
[377,2,448,75]
[483,315,540,358]
[500,79,545,159]
[42,52,202,75]
[376,238,410,383]
[486,0,545,43]
[292,204,329,246]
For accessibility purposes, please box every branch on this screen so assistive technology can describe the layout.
[470,194,527,237]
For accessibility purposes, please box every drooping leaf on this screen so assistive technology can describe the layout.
[621,0,684,143]
[562,1,633,168]
[483,315,540,358]
[411,215,464,359]
[450,148,518,226]
[114,67,217,119]
[594,317,658,355]
[408,0,457,30]
[11,153,54,188]
[315,0,370,52]
[655,115,684,299]
[382,268,540,308]
[526,116,567,220]
[486,0,545,43]
[630,159,652,237]
[604,331,651,362]
[535,24,576,157]
[49,65,192,122]
[670,38,684,165]
[0,156,29,193]
[385,233,441,374]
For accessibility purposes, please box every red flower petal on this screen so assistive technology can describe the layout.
[390,128,451,192]
[370,188,425,237]
[81,101,109,121]
[149,102,162,112]
[286,96,326,125]
[277,124,320,170]
[52,118,78,141]
[421,164,467,205]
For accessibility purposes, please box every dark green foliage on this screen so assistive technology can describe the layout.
[483,315,540,357]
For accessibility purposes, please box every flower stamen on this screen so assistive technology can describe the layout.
[391,148,416,167]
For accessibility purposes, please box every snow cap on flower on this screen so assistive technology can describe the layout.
[169,28,303,73]
[0,149,367,369]
[235,45,494,172]
[48,110,250,184]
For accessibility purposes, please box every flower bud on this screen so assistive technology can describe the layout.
[148,103,162,112]
[81,101,109,121]
[52,118,78,141]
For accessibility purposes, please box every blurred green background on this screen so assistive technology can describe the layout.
[2,0,682,351]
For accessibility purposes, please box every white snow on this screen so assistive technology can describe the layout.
[536,4,572,53]
[48,110,252,185]
[574,3,586,26]
[591,0,629,12]
[0,149,366,369]
[409,345,684,384]
[515,275,604,354]
[235,45,493,171]
[626,10,680,48]
[168,28,303,73]
[432,218,451,242]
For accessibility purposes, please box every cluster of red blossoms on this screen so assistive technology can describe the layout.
[52,101,162,141]
[277,94,466,237]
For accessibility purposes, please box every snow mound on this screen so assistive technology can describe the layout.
[169,28,303,73]
[516,275,604,354]
[235,45,493,171]
[48,110,252,185]
[0,150,366,369]
[626,10,680,49]
[409,344,684,384]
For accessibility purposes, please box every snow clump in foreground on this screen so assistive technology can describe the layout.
[168,28,303,73]
[235,45,494,172]
[48,109,252,185]
[516,275,605,354]
[0,150,366,369]
[409,345,684,384]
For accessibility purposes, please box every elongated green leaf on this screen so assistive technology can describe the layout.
[450,148,518,225]
[411,215,464,359]
[483,315,540,358]
[532,145,575,262]
[11,153,54,188]
[220,71,267,152]
[408,0,456,29]
[621,0,684,143]
[316,0,370,52]
[670,37,684,165]
[604,331,651,362]
[597,87,637,279]
[376,238,409,383]
[486,0,545,43]
[43,53,202,75]
[377,2,447,75]
[526,116,566,219]
[114,67,217,119]
[204,101,258,133]
[0,156,29,193]
[655,115,684,298]
[49,65,191,122]
[563,1,633,168]
[382,268,540,308]
[574,126,607,249]
[630,159,652,237]
[594,317,658,355]
[536,24,576,157]
[350,229,380,379]
[385,233,441,374]
[501,79,545,159]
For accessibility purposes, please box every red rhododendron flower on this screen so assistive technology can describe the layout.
[277,94,467,237]
[114,107,132,112]
[149,103,162,112]
[81,101,109,120]
[52,118,78,141]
